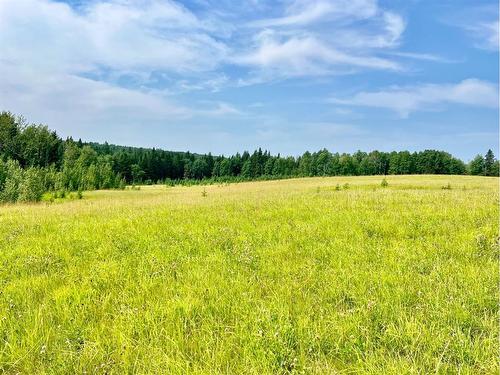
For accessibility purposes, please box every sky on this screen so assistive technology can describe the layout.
[0,0,498,160]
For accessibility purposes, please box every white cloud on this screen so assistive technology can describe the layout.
[330,79,499,117]
[248,0,378,27]
[233,32,400,77]
[327,11,405,50]
[382,12,405,46]
[468,20,499,50]
[0,61,190,128]
[0,0,227,76]
[174,74,230,93]
[387,52,456,63]
[0,0,238,137]
[195,102,243,117]
[234,0,405,79]
[446,5,499,51]
[0,0,408,92]
[0,61,239,140]
[485,20,499,49]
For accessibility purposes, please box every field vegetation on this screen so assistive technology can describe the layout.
[0,175,498,373]
[1,112,498,204]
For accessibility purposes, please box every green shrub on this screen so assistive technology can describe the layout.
[18,168,45,202]
[118,178,126,190]
[0,160,23,203]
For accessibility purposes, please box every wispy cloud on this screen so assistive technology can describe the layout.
[247,0,378,28]
[386,52,457,63]
[233,32,400,76]
[195,102,243,117]
[0,61,240,140]
[0,0,227,76]
[0,0,238,136]
[0,0,412,90]
[0,61,191,134]
[467,20,499,50]
[330,79,499,118]
[231,0,405,80]
[444,4,499,51]
[317,11,405,50]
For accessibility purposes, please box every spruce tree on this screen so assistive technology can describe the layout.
[484,149,495,176]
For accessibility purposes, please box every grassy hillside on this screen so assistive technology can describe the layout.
[0,175,498,373]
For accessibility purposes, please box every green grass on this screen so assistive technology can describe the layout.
[0,175,498,374]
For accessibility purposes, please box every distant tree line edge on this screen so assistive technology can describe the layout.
[0,111,498,203]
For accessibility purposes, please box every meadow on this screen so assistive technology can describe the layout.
[0,175,498,374]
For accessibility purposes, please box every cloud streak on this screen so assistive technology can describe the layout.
[233,33,400,76]
[330,79,499,118]
[445,4,499,51]
[468,20,499,50]
[247,0,378,28]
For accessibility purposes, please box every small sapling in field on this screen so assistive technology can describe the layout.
[202,188,207,197]
[381,178,388,187]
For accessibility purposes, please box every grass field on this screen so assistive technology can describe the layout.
[0,175,498,374]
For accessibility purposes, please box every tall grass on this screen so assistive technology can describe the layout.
[0,175,497,373]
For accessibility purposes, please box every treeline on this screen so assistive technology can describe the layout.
[0,111,498,203]
[87,141,499,182]
[0,112,124,203]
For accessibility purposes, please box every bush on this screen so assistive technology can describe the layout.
[381,178,388,187]
[0,160,23,203]
[18,168,45,202]
[0,160,6,191]
[0,161,46,203]
[118,178,126,190]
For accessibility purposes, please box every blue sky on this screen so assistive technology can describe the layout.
[0,0,498,160]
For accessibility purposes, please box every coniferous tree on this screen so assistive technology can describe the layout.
[484,149,495,176]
